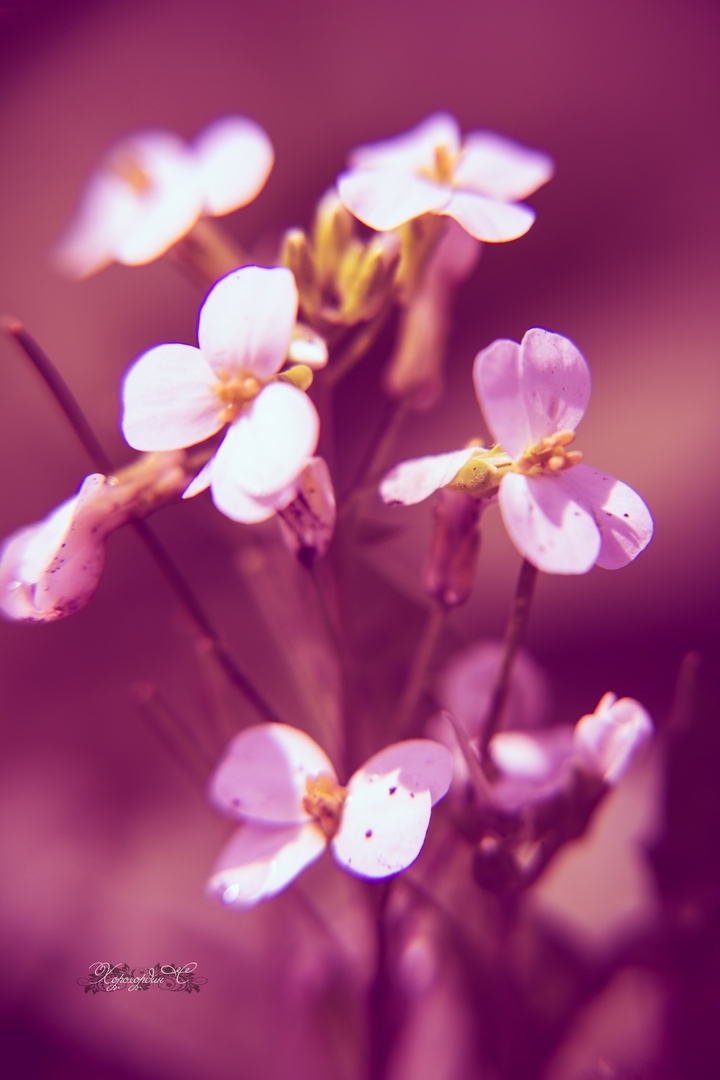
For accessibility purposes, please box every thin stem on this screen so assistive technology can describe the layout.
[325,301,394,388]
[133,682,213,787]
[480,559,539,760]
[2,318,282,725]
[339,397,409,515]
[367,880,393,1080]
[394,604,446,734]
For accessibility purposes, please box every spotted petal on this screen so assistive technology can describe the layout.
[379,448,478,506]
[208,822,326,908]
[122,344,223,451]
[193,115,274,216]
[442,191,536,243]
[212,382,319,498]
[454,132,554,201]
[209,722,336,824]
[558,465,654,569]
[498,472,601,574]
[474,329,591,459]
[198,266,298,380]
[337,169,450,231]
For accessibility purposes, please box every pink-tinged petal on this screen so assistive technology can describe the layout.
[337,170,450,231]
[212,382,319,498]
[439,640,552,738]
[209,722,336,824]
[208,822,326,908]
[474,329,591,457]
[559,464,654,569]
[182,460,213,499]
[426,218,482,286]
[193,115,274,216]
[55,172,138,278]
[347,112,461,173]
[498,473,601,574]
[454,132,554,201]
[333,773,431,880]
[487,727,574,811]
[122,344,223,451]
[442,191,535,242]
[574,695,653,785]
[379,448,477,506]
[198,266,298,380]
[211,471,298,524]
[356,740,453,806]
[109,132,205,265]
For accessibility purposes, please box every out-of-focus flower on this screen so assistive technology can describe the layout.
[207,723,452,907]
[57,116,274,277]
[337,112,553,242]
[122,266,320,524]
[573,692,653,784]
[276,457,336,565]
[381,329,654,575]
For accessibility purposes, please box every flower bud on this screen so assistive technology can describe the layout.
[424,490,483,608]
[277,457,336,565]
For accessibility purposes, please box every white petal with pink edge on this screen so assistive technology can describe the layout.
[559,465,654,569]
[498,472,601,574]
[122,343,223,451]
[347,112,461,174]
[208,822,327,908]
[209,722,336,824]
[442,191,535,242]
[337,169,450,231]
[212,382,319,498]
[194,116,274,216]
[573,694,653,785]
[198,266,298,380]
[379,447,478,506]
[453,132,554,201]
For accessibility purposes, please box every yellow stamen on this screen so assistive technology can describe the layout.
[213,372,263,422]
[302,773,347,840]
[514,430,583,475]
[110,151,152,194]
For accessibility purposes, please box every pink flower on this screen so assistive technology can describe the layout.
[337,112,553,243]
[122,266,320,524]
[207,723,452,907]
[381,329,654,575]
[57,116,274,277]
[573,692,653,784]
[0,475,117,622]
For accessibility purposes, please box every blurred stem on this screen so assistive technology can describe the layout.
[394,604,446,734]
[367,880,393,1080]
[480,559,538,765]
[133,682,214,787]
[167,217,246,289]
[2,318,282,725]
[339,397,409,516]
[325,300,394,387]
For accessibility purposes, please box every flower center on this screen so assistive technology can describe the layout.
[513,430,583,476]
[213,372,263,422]
[447,444,513,498]
[418,143,458,185]
[109,151,153,194]
[302,773,347,840]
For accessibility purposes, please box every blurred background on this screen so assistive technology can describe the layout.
[0,0,718,1076]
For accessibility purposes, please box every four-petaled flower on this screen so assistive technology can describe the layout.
[337,112,553,243]
[207,723,452,907]
[380,329,654,574]
[57,115,274,277]
[122,266,320,524]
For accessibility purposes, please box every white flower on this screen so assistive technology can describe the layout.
[338,112,553,242]
[207,723,452,907]
[573,692,653,784]
[57,115,274,277]
[121,266,320,524]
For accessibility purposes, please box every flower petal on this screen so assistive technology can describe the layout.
[442,191,535,242]
[209,722,337,824]
[332,772,431,879]
[558,465,654,569]
[573,695,653,784]
[55,172,138,278]
[337,169,450,231]
[454,131,554,201]
[498,473,601,574]
[474,329,591,458]
[193,115,274,216]
[182,460,213,499]
[347,112,461,173]
[122,344,223,451]
[358,740,452,806]
[211,472,298,524]
[487,727,574,811]
[198,266,298,380]
[211,382,319,498]
[379,448,477,506]
[208,822,326,908]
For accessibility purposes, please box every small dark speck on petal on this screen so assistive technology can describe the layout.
[623,513,629,518]
[389,786,397,795]
[410,792,415,799]
[365,829,373,838]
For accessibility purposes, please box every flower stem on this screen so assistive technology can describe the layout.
[394,604,446,734]
[339,397,409,515]
[480,558,538,760]
[2,318,282,725]
[325,300,394,388]
[367,879,393,1080]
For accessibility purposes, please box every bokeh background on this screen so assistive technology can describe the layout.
[0,0,718,1077]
